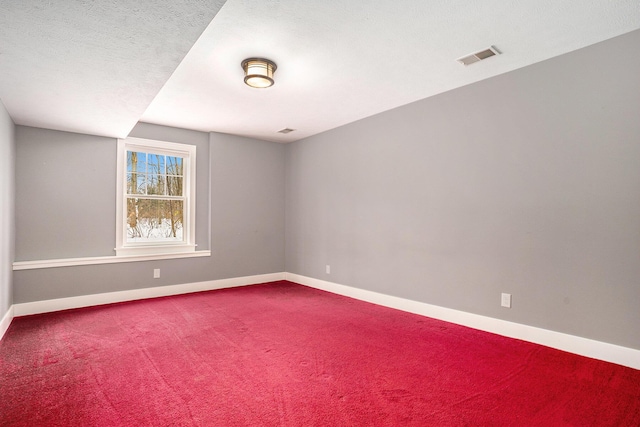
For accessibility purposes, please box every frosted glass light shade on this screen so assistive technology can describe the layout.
[242,58,277,88]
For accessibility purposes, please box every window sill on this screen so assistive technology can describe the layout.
[115,244,197,257]
[12,250,211,271]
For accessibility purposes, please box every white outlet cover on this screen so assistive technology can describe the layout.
[501,293,512,308]
[154,269,161,279]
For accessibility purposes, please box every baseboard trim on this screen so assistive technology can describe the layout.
[13,272,286,317]
[286,273,640,370]
[0,305,14,341]
[8,272,639,370]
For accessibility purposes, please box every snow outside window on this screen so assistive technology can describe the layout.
[116,138,196,256]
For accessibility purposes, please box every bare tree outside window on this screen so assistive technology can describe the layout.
[126,150,184,243]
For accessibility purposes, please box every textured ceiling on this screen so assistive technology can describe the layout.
[0,0,227,138]
[1,0,639,142]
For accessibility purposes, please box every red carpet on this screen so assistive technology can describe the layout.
[1,281,639,426]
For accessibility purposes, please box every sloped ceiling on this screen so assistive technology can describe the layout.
[1,0,639,142]
[0,0,227,138]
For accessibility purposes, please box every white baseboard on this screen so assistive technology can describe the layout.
[0,305,14,341]
[13,272,286,317]
[7,271,639,371]
[286,273,640,370]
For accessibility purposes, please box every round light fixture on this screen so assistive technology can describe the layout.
[241,58,277,88]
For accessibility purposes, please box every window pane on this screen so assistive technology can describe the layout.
[146,153,165,174]
[166,156,183,176]
[164,200,184,239]
[127,198,138,228]
[127,151,146,173]
[126,173,146,194]
[167,176,183,196]
[126,198,183,243]
[146,154,166,195]
[146,173,165,195]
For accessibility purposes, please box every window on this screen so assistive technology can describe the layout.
[116,138,196,256]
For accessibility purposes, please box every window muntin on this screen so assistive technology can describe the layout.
[116,138,196,256]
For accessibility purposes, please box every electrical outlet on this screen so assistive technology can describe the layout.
[501,293,512,308]
[326,265,331,274]
[153,268,160,279]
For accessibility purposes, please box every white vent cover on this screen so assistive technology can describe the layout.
[457,46,500,66]
[278,128,295,134]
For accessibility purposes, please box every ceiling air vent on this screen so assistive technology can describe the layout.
[456,46,500,66]
[278,128,295,134]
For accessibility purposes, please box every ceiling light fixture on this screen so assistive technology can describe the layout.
[241,58,277,88]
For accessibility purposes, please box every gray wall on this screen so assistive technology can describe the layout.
[209,133,286,279]
[285,30,640,350]
[0,99,15,320]
[13,125,285,303]
[14,123,212,260]
[15,127,116,260]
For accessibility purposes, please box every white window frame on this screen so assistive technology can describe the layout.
[116,137,196,257]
